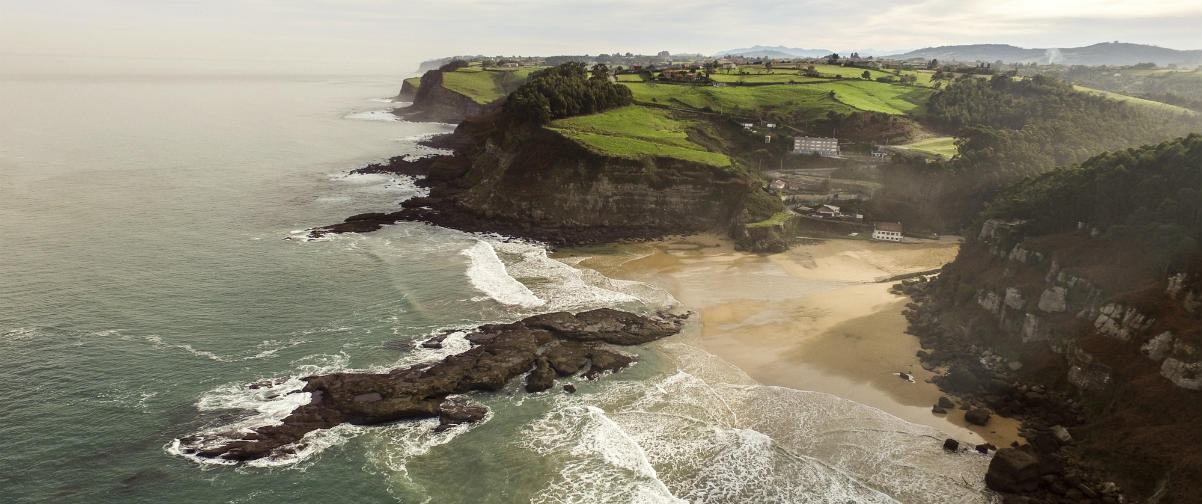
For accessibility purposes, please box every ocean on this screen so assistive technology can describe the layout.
[0,73,996,503]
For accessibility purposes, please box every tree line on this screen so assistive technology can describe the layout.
[503,62,633,124]
[871,74,1201,232]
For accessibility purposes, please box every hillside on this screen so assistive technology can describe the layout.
[901,135,1201,503]
[873,75,1201,233]
[714,45,833,58]
[888,42,1202,66]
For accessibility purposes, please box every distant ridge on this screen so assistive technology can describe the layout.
[713,45,833,59]
[885,42,1202,66]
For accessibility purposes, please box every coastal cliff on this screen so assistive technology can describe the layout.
[393,69,496,123]
[317,116,781,247]
[319,62,783,248]
[899,136,1201,503]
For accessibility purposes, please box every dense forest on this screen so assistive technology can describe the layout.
[979,134,1201,273]
[872,75,1201,232]
[502,62,633,123]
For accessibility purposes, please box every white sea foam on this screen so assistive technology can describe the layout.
[344,110,400,122]
[487,239,673,313]
[140,335,309,363]
[461,240,546,308]
[511,339,997,504]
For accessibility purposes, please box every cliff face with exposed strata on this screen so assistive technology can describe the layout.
[908,217,1201,502]
[402,119,778,245]
[394,70,495,123]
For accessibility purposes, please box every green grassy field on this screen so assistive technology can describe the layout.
[621,79,932,116]
[900,136,958,158]
[441,67,542,104]
[615,73,650,82]
[622,82,855,118]
[547,105,732,167]
[1072,85,1198,116]
[403,77,421,90]
[809,80,935,115]
[708,73,826,84]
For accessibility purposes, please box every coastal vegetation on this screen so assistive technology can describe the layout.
[503,62,633,123]
[547,105,732,167]
[874,74,1201,232]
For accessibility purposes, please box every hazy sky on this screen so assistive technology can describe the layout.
[1,0,1199,75]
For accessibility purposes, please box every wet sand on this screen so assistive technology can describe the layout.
[566,234,1022,447]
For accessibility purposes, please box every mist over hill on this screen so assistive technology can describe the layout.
[712,45,834,58]
[886,42,1202,66]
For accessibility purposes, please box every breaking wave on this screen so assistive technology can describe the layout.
[461,240,546,308]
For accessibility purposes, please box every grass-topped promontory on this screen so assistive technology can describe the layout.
[547,105,732,167]
[441,65,543,104]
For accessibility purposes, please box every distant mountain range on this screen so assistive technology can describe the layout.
[884,42,1202,66]
[713,46,833,59]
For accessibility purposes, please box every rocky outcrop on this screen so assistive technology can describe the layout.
[395,79,419,102]
[311,118,779,248]
[175,309,685,463]
[900,219,1202,503]
[986,448,1042,493]
[393,69,496,123]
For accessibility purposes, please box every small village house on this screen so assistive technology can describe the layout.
[815,204,841,218]
[769,179,787,191]
[872,221,903,242]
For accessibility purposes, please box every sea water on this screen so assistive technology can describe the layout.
[0,72,996,503]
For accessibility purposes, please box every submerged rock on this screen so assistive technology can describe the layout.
[178,309,685,462]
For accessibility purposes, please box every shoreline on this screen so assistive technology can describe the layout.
[563,233,1023,448]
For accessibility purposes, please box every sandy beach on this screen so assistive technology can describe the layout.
[567,234,1022,447]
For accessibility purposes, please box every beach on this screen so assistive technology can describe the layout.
[569,234,1022,447]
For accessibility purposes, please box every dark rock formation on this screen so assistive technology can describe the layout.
[937,396,955,409]
[525,358,555,393]
[434,397,488,432]
[177,309,685,463]
[965,408,992,426]
[942,438,960,451]
[986,448,1042,493]
[562,384,577,393]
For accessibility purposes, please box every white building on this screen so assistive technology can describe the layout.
[794,136,840,156]
[872,221,903,242]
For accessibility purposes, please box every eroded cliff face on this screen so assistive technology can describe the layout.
[394,79,418,101]
[951,219,1202,393]
[909,218,1201,502]
[435,124,766,241]
[393,70,495,123]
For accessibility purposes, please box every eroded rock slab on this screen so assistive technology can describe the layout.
[177,309,685,463]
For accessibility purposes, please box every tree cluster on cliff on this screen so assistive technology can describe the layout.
[980,134,1201,273]
[503,62,633,123]
[872,75,1201,232]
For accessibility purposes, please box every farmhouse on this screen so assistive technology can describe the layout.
[794,136,840,157]
[815,204,841,218]
[872,222,903,242]
[769,179,787,191]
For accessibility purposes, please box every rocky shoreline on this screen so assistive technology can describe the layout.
[894,277,1131,504]
[309,153,682,247]
[177,308,685,463]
